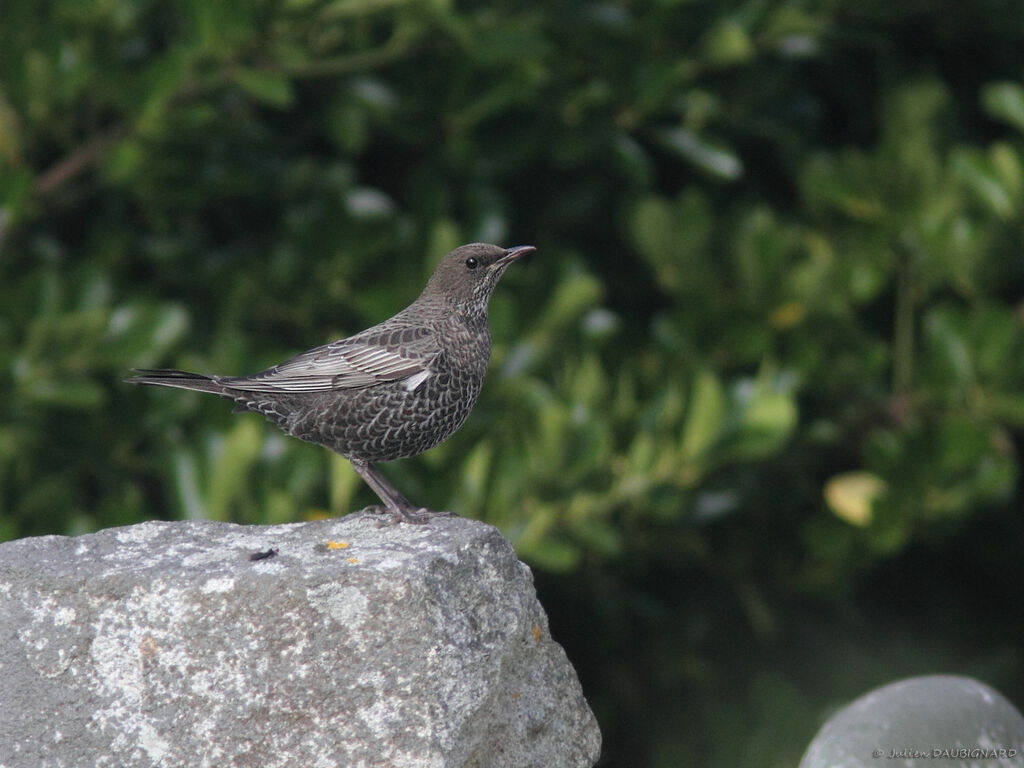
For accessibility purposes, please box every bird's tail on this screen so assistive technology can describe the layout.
[125,369,231,396]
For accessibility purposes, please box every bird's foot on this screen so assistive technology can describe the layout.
[365,506,454,528]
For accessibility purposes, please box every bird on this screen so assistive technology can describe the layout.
[127,242,535,524]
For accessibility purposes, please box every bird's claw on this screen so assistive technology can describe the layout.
[365,506,454,527]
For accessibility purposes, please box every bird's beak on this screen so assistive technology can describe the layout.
[493,245,536,269]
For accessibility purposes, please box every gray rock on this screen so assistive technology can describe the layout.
[800,675,1024,768]
[0,514,601,768]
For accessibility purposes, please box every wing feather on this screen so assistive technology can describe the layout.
[221,325,436,393]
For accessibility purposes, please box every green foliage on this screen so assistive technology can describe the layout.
[2,0,1023,765]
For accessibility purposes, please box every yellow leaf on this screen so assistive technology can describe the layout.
[824,472,887,527]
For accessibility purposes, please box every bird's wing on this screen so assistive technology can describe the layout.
[224,326,437,393]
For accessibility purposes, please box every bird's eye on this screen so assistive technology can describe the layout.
[465,257,479,270]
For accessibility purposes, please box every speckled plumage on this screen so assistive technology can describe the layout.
[127,243,534,523]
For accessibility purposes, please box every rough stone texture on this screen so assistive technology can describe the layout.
[800,675,1024,768]
[0,514,601,768]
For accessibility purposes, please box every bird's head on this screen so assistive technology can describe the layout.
[421,243,535,310]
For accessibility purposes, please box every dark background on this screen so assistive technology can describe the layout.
[2,1,1023,765]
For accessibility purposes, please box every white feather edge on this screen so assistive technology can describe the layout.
[219,343,434,393]
[402,369,432,392]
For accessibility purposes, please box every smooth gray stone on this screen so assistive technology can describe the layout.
[800,675,1024,768]
[0,514,601,768]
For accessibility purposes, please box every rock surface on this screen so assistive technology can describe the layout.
[0,513,601,768]
[800,674,1024,768]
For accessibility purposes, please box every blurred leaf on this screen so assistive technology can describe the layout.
[137,48,194,133]
[951,149,1015,219]
[568,513,621,558]
[700,19,755,67]
[104,302,190,366]
[800,152,886,222]
[989,143,1023,202]
[534,271,603,332]
[524,534,581,573]
[455,440,493,511]
[761,6,822,57]
[0,88,23,167]
[631,196,676,289]
[329,453,360,513]
[630,190,713,294]
[103,140,145,183]
[923,305,973,386]
[824,471,887,527]
[982,81,1024,133]
[21,377,106,410]
[173,446,205,520]
[720,376,799,461]
[233,68,296,108]
[657,128,744,180]
[680,367,726,463]
[0,164,33,215]
[205,419,264,521]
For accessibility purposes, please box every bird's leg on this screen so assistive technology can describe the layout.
[348,458,452,526]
